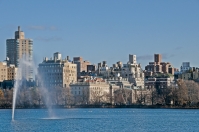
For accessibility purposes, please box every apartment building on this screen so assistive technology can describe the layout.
[145,54,176,78]
[38,52,77,88]
[123,54,145,89]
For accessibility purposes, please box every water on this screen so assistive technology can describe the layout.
[1,108,199,132]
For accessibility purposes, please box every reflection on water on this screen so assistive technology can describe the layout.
[1,109,199,132]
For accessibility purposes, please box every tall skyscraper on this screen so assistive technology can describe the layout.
[6,26,33,81]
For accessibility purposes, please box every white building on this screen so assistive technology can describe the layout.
[38,52,77,88]
[69,78,110,104]
[121,54,145,89]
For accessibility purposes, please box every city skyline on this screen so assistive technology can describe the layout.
[0,1,199,68]
[1,1,199,131]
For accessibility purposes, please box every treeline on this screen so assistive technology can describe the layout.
[0,79,199,108]
[137,79,199,107]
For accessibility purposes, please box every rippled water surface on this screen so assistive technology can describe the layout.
[0,108,199,132]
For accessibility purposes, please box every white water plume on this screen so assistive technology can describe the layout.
[36,73,57,118]
[12,55,58,120]
[12,56,34,120]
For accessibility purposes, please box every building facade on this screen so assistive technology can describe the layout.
[145,76,174,89]
[0,62,7,82]
[38,52,77,88]
[70,78,110,104]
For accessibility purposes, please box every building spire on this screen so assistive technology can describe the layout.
[18,26,20,32]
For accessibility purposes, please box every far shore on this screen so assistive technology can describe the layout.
[1,105,199,109]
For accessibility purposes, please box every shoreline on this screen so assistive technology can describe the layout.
[1,105,199,109]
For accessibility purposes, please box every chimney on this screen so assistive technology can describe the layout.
[67,56,69,61]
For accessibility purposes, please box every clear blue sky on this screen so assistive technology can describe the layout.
[0,0,199,69]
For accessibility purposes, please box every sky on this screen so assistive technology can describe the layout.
[0,0,199,69]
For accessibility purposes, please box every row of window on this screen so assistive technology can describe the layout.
[40,65,76,68]
[72,87,108,91]
[71,91,81,95]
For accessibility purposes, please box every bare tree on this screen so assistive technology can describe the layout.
[89,90,109,105]
[175,79,188,106]
[184,80,199,106]
[136,89,149,105]
[114,88,132,105]
[62,87,72,107]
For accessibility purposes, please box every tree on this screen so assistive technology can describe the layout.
[184,80,199,106]
[175,79,188,106]
[90,91,105,105]
[114,88,132,105]
[136,89,149,105]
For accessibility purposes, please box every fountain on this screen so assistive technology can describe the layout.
[12,56,57,120]
[12,57,33,120]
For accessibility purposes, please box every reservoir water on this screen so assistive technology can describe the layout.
[0,108,199,132]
